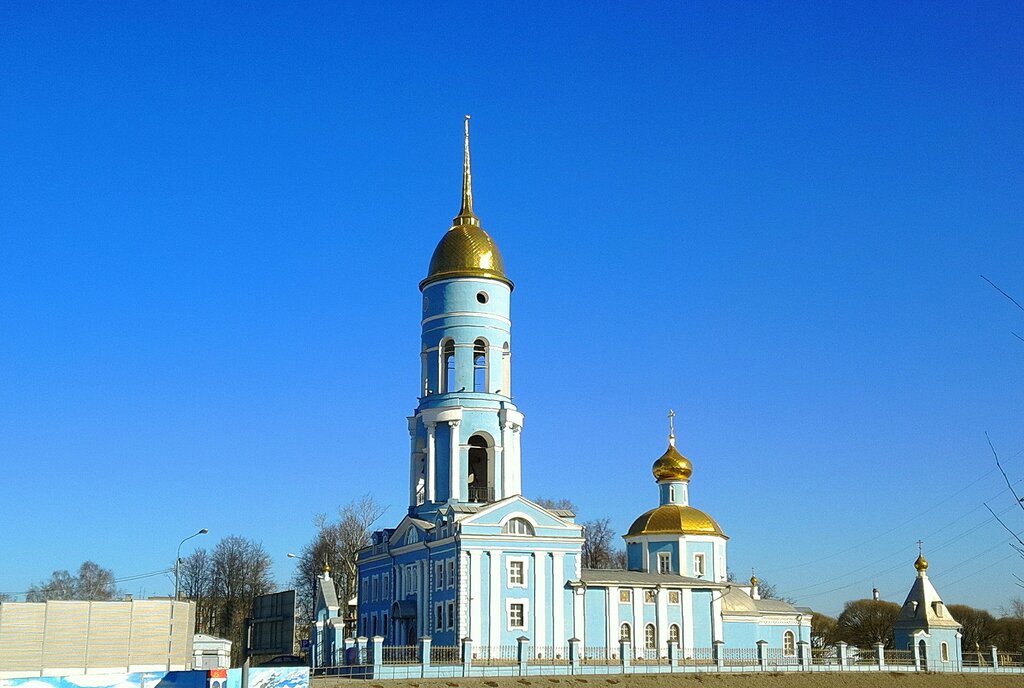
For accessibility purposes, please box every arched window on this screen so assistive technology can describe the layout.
[783,630,795,657]
[644,624,657,650]
[940,642,949,662]
[619,623,631,642]
[473,339,487,392]
[502,517,535,535]
[441,339,456,393]
[668,624,680,644]
[501,342,511,395]
[467,435,491,502]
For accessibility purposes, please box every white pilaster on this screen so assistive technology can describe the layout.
[426,422,437,503]
[500,421,512,500]
[631,587,642,655]
[534,552,546,648]
[572,586,585,648]
[449,420,461,500]
[656,587,668,657]
[606,587,619,650]
[489,549,501,651]
[711,591,724,642]
[409,421,419,506]
[552,552,565,646]
[469,550,482,643]
[510,425,522,495]
[681,589,694,651]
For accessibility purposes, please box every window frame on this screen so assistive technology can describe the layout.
[658,552,672,574]
[693,552,706,577]
[619,622,632,642]
[507,599,528,630]
[644,624,657,650]
[507,557,528,588]
[783,630,796,657]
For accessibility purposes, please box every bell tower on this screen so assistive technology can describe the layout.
[407,116,524,518]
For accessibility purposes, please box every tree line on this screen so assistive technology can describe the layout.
[810,598,1024,652]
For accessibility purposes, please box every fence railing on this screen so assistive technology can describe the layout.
[381,645,418,665]
[885,649,915,666]
[529,645,569,664]
[430,645,460,665]
[472,644,518,666]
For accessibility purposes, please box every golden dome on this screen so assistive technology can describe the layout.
[652,444,692,482]
[421,224,512,289]
[627,504,726,537]
[750,574,759,586]
[420,115,513,291]
[915,553,928,572]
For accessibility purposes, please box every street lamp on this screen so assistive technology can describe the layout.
[175,528,209,600]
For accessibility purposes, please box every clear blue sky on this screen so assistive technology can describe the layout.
[1,2,1022,618]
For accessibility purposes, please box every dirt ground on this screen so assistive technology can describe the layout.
[314,673,1022,688]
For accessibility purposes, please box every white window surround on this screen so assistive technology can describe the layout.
[506,598,529,630]
[507,556,529,588]
[783,630,796,657]
[499,512,539,532]
[658,552,671,574]
[941,642,949,662]
[693,552,706,577]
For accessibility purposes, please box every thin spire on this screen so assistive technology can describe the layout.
[668,409,676,447]
[454,114,479,227]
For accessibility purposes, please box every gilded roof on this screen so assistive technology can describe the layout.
[421,224,512,290]
[627,504,726,537]
[652,444,692,482]
[420,115,513,291]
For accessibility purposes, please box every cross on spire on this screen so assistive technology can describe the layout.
[668,409,676,447]
[917,539,924,554]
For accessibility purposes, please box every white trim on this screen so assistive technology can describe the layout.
[469,550,482,643]
[607,587,619,650]
[534,552,546,648]
[507,556,529,588]
[506,598,529,631]
[422,311,512,327]
[489,549,501,646]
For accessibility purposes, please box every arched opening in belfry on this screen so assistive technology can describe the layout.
[467,434,492,503]
[473,339,488,392]
[441,339,455,393]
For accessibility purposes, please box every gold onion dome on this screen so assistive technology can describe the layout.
[750,574,759,586]
[421,115,513,291]
[652,444,693,482]
[915,553,929,572]
[627,504,726,537]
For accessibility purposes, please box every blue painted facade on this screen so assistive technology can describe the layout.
[326,120,811,666]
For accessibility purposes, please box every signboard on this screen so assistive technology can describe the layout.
[249,589,296,656]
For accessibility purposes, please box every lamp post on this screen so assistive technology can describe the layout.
[175,528,209,600]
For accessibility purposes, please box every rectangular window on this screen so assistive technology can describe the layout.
[619,589,632,603]
[383,573,390,596]
[447,559,455,588]
[447,602,455,628]
[436,563,444,590]
[373,576,379,600]
[509,603,525,628]
[436,604,444,630]
[509,559,525,586]
[693,553,706,577]
[658,552,671,574]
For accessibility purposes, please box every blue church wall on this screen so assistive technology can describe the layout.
[723,620,759,648]
[691,591,713,647]
[583,589,607,645]
[627,543,643,571]
[685,541,715,579]
[647,540,676,573]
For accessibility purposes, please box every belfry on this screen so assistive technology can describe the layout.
[409,115,524,516]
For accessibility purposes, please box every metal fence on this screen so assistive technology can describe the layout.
[381,645,418,665]
[430,645,460,665]
[581,645,617,665]
[529,645,569,664]
[884,649,915,666]
[722,646,759,666]
[472,644,518,666]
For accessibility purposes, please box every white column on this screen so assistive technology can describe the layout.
[534,552,546,648]
[489,549,501,652]
[418,560,428,637]
[469,550,482,644]
[711,591,724,642]
[572,586,585,648]
[656,586,668,656]
[552,552,565,646]
[500,421,512,500]
[681,589,694,652]
[510,425,522,495]
[426,422,436,503]
[606,587,619,650]
[408,425,418,507]
[449,420,461,501]
[631,588,642,656]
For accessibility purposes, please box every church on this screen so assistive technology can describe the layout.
[318,118,809,663]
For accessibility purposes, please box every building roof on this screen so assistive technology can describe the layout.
[895,558,960,631]
[627,504,726,537]
[720,587,804,615]
[578,568,725,588]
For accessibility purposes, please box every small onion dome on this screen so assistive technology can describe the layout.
[627,504,726,537]
[652,444,693,482]
[420,224,512,290]
[750,575,759,587]
[915,553,929,572]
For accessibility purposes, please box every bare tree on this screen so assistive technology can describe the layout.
[582,517,627,569]
[291,496,385,629]
[206,536,275,664]
[810,611,837,648]
[949,604,997,654]
[25,561,117,601]
[179,548,217,634]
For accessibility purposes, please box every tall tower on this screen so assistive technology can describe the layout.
[407,116,524,518]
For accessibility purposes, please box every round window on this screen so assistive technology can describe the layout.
[476,291,489,304]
